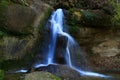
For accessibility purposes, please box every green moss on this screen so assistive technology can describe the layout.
[81,10,98,21]
[0,0,9,23]
[67,8,78,26]
[0,0,9,11]
[38,8,53,33]
[69,26,79,37]
[0,31,7,38]
[112,4,120,26]
[109,0,120,26]
[0,0,9,36]
[48,73,61,80]
[0,0,9,18]
[0,69,5,80]
[11,0,28,6]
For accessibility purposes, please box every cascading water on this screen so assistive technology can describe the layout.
[34,9,111,78]
[17,9,111,78]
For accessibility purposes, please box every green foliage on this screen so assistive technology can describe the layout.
[81,10,98,21]
[67,9,82,36]
[69,26,79,37]
[0,0,9,31]
[11,0,28,6]
[48,73,61,80]
[21,0,28,6]
[0,0,9,24]
[0,69,4,80]
[113,4,120,22]
[67,8,78,26]
[0,31,7,38]
[110,0,120,25]
[0,0,9,11]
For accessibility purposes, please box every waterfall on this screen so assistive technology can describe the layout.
[34,9,111,78]
[17,9,111,78]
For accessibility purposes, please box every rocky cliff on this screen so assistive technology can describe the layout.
[0,0,52,70]
[0,0,120,80]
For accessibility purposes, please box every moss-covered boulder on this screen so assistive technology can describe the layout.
[35,65,81,79]
[5,72,60,80]
[25,71,61,80]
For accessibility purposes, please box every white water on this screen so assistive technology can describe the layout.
[16,69,28,73]
[36,8,110,78]
[18,9,111,78]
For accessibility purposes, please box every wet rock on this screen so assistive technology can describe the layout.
[54,34,68,64]
[35,64,81,79]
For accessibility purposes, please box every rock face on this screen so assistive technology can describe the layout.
[54,35,68,64]
[0,36,34,60]
[0,0,52,69]
[73,27,120,72]
[67,9,112,28]
[3,4,36,34]
[92,40,120,57]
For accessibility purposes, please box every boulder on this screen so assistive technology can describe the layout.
[54,34,68,64]
[1,4,36,34]
[35,64,81,79]
[25,71,61,80]
[0,0,53,70]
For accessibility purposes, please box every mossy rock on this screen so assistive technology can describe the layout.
[67,9,113,28]
[81,10,113,27]
[25,71,61,80]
